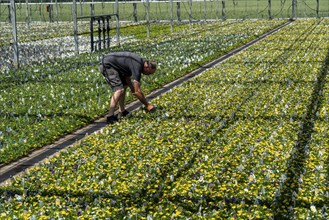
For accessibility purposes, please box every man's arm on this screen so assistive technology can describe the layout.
[132,80,154,111]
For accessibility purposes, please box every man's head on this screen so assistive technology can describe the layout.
[143,60,157,75]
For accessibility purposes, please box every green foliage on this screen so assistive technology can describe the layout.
[0,20,284,164]
[0,18,328,219]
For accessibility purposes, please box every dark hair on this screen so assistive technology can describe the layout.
[146,60,157,70]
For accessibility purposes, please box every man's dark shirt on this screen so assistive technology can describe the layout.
[102,52,144,82]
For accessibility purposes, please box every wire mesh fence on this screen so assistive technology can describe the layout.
[1,0,328,23]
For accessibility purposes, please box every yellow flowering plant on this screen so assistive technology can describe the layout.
[0,18,328,219]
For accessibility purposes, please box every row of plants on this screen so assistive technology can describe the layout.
[0,20,234,71]
[0,18,228,71]
[0,19,267,72]
[0,21,88,71]
[0,19,286,165]
[0,20,151,71]
[0,21,91,46]
[0,20,180,48]
[289,23,329,218]
[0,18,328,218]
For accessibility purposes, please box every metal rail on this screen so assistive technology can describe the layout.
[77,13,119,52]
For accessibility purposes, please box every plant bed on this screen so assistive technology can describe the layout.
[0,18,328,218]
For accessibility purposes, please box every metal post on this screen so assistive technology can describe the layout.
[73,0,79,54]
[222,0,226,21]
[316,0,319,18]
[203,0,206,22]
[8,5,10,22]
[189,0,192,25]
[39,0,42,22]
[146,0,150,38]
[170,0,173,32]
[80,0,83,17]
[29,3,32,23]
[133,3,137,22]
[98,18,101,50]
[90,2,94,17]
[216,0,219,20]
[90,17,94,51]
[102,16,105,49]
[106,16,110,48]
[115,0,120,45]
[177,2,181,22]
[10,0,19,69]
[55,0,58,22]
[49,0,53,23]
[268,0,272,19]
[25,0,30,27]
[292,0,296,18]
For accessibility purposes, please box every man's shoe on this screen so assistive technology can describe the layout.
[121,110,130,117]
[107,115,118,124]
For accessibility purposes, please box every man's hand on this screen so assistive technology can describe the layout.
[132,80,156,112]
[132,80,153,110]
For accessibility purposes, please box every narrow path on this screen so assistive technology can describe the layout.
[0,19,294,185]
